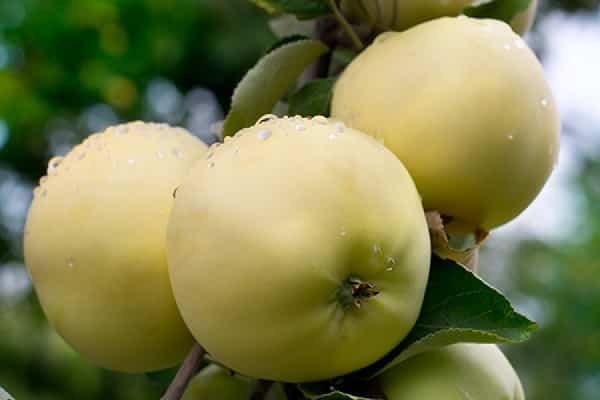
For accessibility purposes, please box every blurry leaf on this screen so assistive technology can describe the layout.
[357,257,537,378]
[288,78,335,116]
[269,14,316,38]
[248,0,331,19]
[0,387,15,400]
[464,0,532,23]
[145,366,179,386]
[222,39,329,137]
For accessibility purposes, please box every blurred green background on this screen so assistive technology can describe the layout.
[0,0,598,399]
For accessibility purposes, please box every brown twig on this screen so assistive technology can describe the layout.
[160,344,206,400]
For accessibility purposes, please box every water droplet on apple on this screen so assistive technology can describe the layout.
[66,257,74,268]
[47,157,64,176]
[373,244,382,256]
[172,148,184,158]
[257,129,271,140]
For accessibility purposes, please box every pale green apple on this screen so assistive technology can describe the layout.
[332,17,560,231]
[24,122,207,372]
[380,344,525,399]
[182,364,287,400]
[167,115,431,382]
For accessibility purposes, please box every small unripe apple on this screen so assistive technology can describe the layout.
[331,17,560,231]
[182,365,287,400]
[24,122,207,372]
[380,344,525,399]
[167,115,431,382]
[182,364,255,400]
[340,0,537,35]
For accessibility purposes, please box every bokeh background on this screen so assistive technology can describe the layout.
[0,0,597,399]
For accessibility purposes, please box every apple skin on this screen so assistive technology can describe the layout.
[167,116,431,382]
[380,344,525,399]
[182,364,255,400]
[24,122,207,372]
[182,364,287,400]
[340,0,537,35]
[331,17,560,231]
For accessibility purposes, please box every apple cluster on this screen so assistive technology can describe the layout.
[23,3,558,400]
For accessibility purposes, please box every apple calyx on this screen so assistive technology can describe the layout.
[337,276,380,309]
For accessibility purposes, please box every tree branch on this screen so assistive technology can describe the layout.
[160,344,206,400]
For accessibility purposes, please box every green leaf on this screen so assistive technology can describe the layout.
[464,0,532,23]
[288,78,336,117]
[0,387,15,400]
[265,34,310,54]
[248,0,331,19]
[357,257,537,378]
[145,366,180,386]
[222,39,329,137]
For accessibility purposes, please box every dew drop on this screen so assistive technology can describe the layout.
[386,267,394,272]
[373,244,382,256]
[295,123,306,132]
[508,134,514,141]
[172,148,184,159]
[514,38,526,49]
[385,256,396,266]
[66,257,74,268]
[115,125,129,135]
[340,229,347,237]
[334,122,345,133]
[541,98,549,108]
[256,114,278,125]
[257,129,271,140]
[312,116,328,124]
[47,157,64,176]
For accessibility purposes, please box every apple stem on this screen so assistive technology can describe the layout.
[327,0,365,51]
[160,343,206,400]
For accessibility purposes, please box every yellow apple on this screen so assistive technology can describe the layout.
[380,344,525,399]
[331,17,560,231]
[167,115,431,382]
[24,122,207,372]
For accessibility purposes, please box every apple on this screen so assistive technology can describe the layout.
[380,343,525,399]
[340,0,537,35]
[182,364,254,400]
[24,122,207,372]
[167,115,431,382]
[182,364,287,400]
[331,17,560,231]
